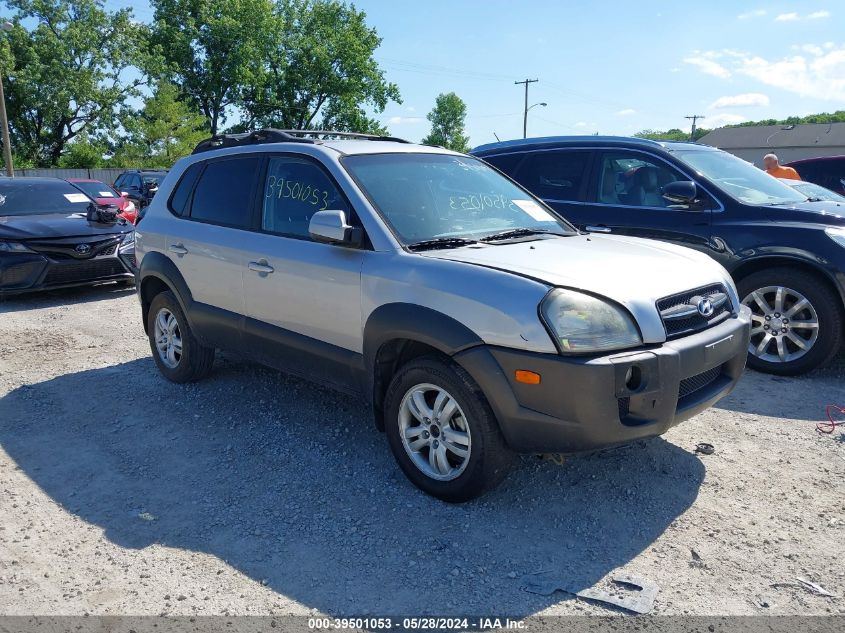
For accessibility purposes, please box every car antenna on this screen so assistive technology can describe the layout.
[493,132,501,141]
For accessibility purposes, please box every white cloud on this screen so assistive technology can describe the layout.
[615,109,636,116]
[709,92,770,108]
[574,121,588,128]
[684,44,845,101]
[682,55,732,78]
[775,10,831,21]
[387,116,424,125]
[706,113,750,128]
[405,106,416,113]
[738,9,766,19]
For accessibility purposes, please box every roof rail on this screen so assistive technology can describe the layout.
[192,128,409,154]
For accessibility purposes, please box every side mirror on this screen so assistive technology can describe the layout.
[662,180,702,208]
[309,210,362,246]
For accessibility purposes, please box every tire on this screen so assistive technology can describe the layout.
[737,267,843,375]
[383,354,514,502]
[147,290,215,382]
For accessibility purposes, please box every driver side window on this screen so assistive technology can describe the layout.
[598,152,684,208]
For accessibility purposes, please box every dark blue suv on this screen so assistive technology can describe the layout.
[472,136,845,375]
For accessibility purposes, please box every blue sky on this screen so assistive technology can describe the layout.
[100,1,845,145]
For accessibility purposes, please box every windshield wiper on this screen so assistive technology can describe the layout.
[407,237,478,251]
[479,228,561,242]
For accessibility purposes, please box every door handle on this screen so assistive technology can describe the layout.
[586,225,612,234]
[248,260,274,275]
[168,243,188,256]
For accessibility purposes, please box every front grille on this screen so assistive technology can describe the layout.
[678,365,723,400]
[657,284,731,339]
[27,236,123,260]
[42,258,128,285]
[617,397,630,420]
[0,261,41,287]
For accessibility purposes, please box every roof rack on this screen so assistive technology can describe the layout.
[192,128,410,154]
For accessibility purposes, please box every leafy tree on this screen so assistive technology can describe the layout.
[237,0,400,134]
[0,0,152,166]
[635,127,710,142]
[111,81,208,168]
[57,135,107,168]
[725,110,845,127]
[421,92,470,152]
[150,0,276,135]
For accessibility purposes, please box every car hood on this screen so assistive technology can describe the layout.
[420,233,736,343]
[0,212,132,240]
[765,200,845,226]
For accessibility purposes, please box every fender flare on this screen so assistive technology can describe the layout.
[138,251,195,333]
[730,252,845,307]
[363,303,485,423]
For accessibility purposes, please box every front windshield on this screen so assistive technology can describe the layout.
[791,181,845,203]
[674,149,807,206]
[72,181,119,199]
[0,181,94,216]
[342,153,575,244]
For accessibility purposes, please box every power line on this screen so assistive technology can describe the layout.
[515,78,538,139]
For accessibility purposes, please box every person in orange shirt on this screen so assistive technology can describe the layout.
[763,153,801,180]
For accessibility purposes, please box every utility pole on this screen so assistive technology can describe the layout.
[685,114,705,142]
[515,78,538,139]
[0,21,13,177]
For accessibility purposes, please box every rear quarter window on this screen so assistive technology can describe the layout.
[168,163,204,216]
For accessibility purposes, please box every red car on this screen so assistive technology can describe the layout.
[66,178,139,224]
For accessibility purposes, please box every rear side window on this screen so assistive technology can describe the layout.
[482,153,524,176]
[190,156,262,228]
[514,151,591,201]
[168,163,204,216]
[261,155,349,239]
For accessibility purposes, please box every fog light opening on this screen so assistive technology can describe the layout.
[625,365,642,391]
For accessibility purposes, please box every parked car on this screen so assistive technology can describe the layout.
[787,156,845,195]
[113,169,168,217]
[472,136,845,376]
[67,178,139,223]
[135,129,750,501]
[0,177,135,295]
[779,178,845,203]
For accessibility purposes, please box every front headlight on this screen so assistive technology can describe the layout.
[0,240,34,253]
[540,288,642,354]
[121,231,135,245]
[825,226,845,248]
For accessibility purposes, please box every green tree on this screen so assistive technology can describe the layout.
[111,82,208,168]
[635,127,710,142]
[150,0,276,135]
[57,135,107,168]
[0,0,152,166]
[237,0,400,134]
[421,92,470,152]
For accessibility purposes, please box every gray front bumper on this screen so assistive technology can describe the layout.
[455,306,752,453]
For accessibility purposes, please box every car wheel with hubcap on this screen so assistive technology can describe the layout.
[738,267,842,375]
[384,355,514,502]
[147,290,215,382]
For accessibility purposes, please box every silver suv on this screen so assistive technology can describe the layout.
[135,129,752,501]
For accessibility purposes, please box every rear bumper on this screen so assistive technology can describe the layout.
[0,250,134,296]
[455,306,751,453]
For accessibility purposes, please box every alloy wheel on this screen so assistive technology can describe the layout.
[153,307,183,369]
[398,383,472,481]
[742,285,819,364]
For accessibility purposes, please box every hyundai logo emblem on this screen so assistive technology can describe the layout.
[74,243,92,255]
[697,297,715,318]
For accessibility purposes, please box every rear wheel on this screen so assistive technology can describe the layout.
[738,268,843,375]
[384,355,514,502]
[147,291,215,382]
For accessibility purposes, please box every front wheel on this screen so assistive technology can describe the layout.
[384,355,514,502]
[738,268,843,375]
[147,290,215,382]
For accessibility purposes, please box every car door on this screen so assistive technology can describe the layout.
[508,149,595,226]
[241,153,366,392]
[580,149,714,254]
[166,155,263,347]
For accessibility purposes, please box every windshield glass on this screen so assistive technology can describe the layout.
[790,181,845,203]
[674,149,807,206]
[343,153,574,244]
[142,174,165,187]
[0,180,94,216]
[72,181,119,199]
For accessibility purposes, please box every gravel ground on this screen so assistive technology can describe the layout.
[1,283,844,617]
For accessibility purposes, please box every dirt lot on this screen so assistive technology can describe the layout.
[1,283,844,617]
